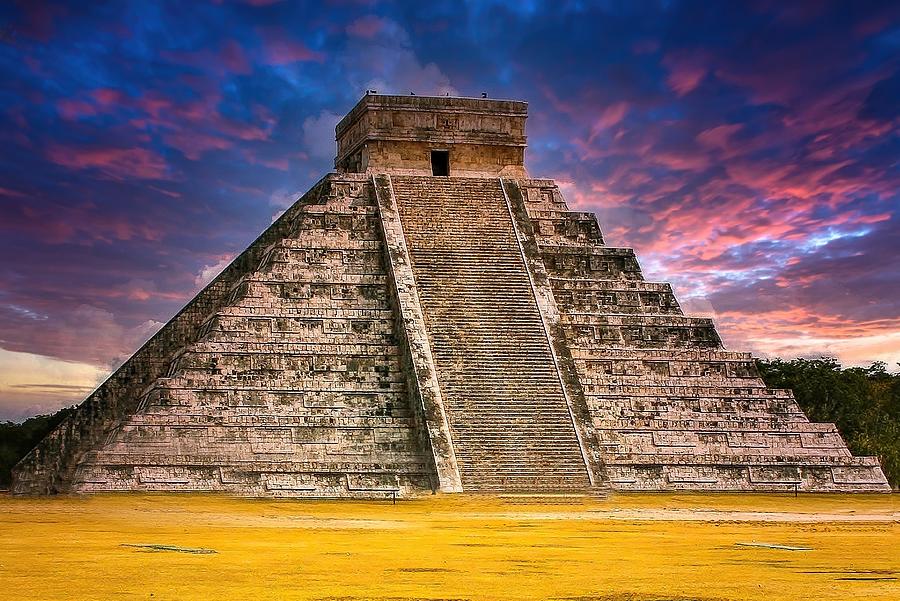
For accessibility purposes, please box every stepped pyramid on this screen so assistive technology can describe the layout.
[13,94,889,496]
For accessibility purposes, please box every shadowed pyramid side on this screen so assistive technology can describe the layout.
[12,175,435,497]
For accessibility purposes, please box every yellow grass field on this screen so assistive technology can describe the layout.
[1,492,898,600]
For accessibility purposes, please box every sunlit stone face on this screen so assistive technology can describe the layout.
[334,94,528,177]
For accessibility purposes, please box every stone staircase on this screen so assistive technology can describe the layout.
[389,175,591,491]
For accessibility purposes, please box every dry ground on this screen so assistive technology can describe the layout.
[0,492,898,600]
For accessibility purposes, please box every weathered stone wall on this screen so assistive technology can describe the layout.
[515,178,890,492]
[362,140,525,177]
[14,175,434,497]
[335,94,527,177]
[12,178,335,495]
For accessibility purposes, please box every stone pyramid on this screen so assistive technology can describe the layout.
[13,94,889,496]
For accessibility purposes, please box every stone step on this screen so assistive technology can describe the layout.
[391,175,591,491]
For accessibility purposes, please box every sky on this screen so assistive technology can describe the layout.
[0,0,898,421]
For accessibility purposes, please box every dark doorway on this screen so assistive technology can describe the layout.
[431,150,449,176]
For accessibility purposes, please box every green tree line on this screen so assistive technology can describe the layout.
[756,357,900,489]
[2,357,898,489]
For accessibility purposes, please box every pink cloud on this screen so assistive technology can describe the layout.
[649,148,711,172]
[256,156,289,170]
[221,40,252,74]
[696,124,743,150]
[86,214,165,244]
[13,205,75,244]
[4,195,166,246]
[260,29,325,64]
[57,99,98,120]
[126,88,272,160]
[539,83,578,120]
[91,88,125,106]
[134,93,175,119]
[214,116,270,141]
[587,102,629,143]
[46,145,170,180]
[347,16,388,39]
[161,41,253,77]
[664,54,707,96]
[148,185,182,199]
[161,130,233,160]
[0,186,28,199]
[55,89,130,121]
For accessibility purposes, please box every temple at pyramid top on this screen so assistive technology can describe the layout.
[334,93,528,177]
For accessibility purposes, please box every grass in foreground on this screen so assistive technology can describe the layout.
[0,492,898,600]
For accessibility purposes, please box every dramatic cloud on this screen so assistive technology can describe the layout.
[664,53,708,96]
[0,1,898,419]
